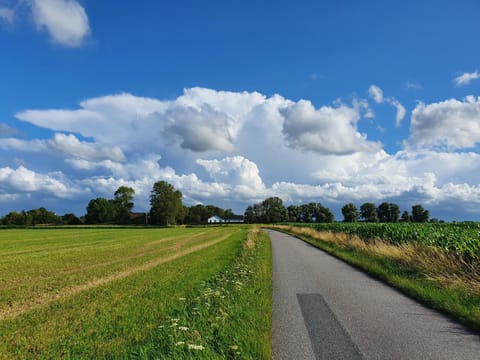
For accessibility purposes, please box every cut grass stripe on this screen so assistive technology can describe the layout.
[0,233,231,321]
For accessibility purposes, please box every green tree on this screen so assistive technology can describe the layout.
[244,206,255,224]
[377,202,400,223]
[316,204,334,223]
[400,210,410,222]
[113,186,135,224]
[85,198,115,224]
[411,204,429,223]
[287,205,300,222]
[149,181,183,225]
[176,205,189,225]
[342,203,359,222]
[2,211,27,225]
[360,202,378,222]
[185,204,205,225]
[27,207,60,225]
[62,213,82,225]
[262,197,287,223]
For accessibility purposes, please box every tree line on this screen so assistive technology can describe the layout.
[0,181,237,226]
[1,180,433,226]
[243,197,432,223]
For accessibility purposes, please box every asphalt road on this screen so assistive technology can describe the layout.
[267,229,480,360]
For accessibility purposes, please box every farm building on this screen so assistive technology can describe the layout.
[208,215,224,223]
[207,215,244,224]
[226,215,244,223]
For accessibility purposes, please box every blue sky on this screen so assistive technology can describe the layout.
[1,0,480,220]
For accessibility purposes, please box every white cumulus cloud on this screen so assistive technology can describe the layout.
[454,71,480,87]
[281,100,381,155]
[47,133,126,162]
[197,156,266,196]
[0,133,126,162]
[30,0,90,46]
[409,96,480,150]
[368,84,384,104]
[0,166,72,197]
[388,98,407,127]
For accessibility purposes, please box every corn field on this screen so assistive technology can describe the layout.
[298,223,480,260]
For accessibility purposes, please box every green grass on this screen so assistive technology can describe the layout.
[272,225,480,333]
[131,227,272,359]
[0,226,272,359]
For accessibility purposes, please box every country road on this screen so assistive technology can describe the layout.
[267,229,480,360]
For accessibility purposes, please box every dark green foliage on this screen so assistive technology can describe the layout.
[246,200,333,224]
[262,197,287,223]
[85,198,115,224]
[342,203,359,222]
[286,205,300,222]
[411,204,430,223]
[244,206,255,223]
[113,186,135,224]
[62,213,82,225]
[85,186,136,225]
[377,202,400,222]
[149,181,183,225]
[360,202,378,222]
[1,208,60,226]
[400,210,410,222]
[244,197,287,223]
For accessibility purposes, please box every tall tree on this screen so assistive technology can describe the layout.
[411,204,429,223]
[377,202,400,223]
[342,203,359,222]
[316,204,334,223]
[262,197,287,223]
[113,186,135,224]
[176,205,189,225]
[360,202,378,222]
[149,181,183,225]
[244,206,255,224]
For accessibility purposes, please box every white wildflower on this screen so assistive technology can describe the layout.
[187,344,204,350]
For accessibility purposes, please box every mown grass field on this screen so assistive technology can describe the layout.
[0,226,271,359]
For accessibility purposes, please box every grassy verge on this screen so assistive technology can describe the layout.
[131,226,272,359]
[270,225,480,333]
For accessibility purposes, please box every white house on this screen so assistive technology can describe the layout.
[207,215,244,224]
[207,215,224,223]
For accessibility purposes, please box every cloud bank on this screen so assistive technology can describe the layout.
[4,87,480,220]
[410,96,480,150]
